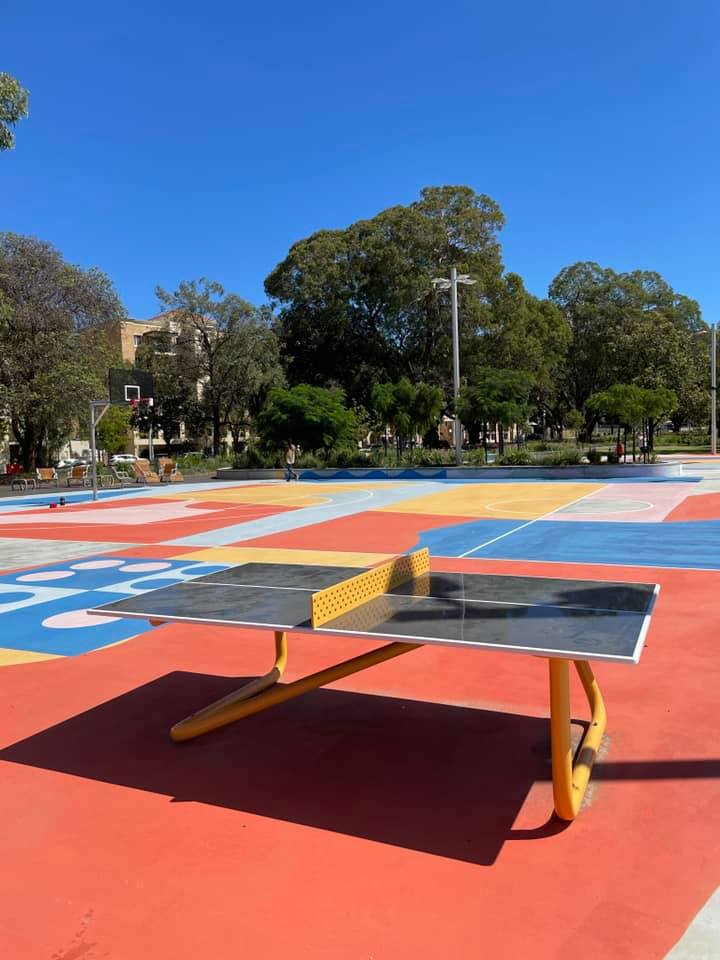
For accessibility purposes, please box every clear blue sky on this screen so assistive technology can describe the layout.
[3,1,718,320]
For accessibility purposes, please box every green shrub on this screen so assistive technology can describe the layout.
[330,447,371,468]
[496,449,534,466]
[176,454,232,472]
[586,448,603,464]
[465,448,486,466]
[232,447,276,469]
[399,448,456,467]
[545,449,582,466]
[606,450,620,464]
[656,430,708,446]
[296,452,323,469]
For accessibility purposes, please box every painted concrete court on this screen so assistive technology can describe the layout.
[0,470,718,958]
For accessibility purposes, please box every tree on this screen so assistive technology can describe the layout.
[217,306,285,453]
[549,262,703,435]
[638,386,678,450]
[265,186,505,406]
[0,73,29,151]
[564,409,585,444]
[134,330,200,449]
[586,384,677,459]
[0,233,124,469]
[370,379,445,459]
[256,385,358,456]
[457,369,532,455]
[97,404,132,455]
[154,279,277,455]
[466,272,570,437]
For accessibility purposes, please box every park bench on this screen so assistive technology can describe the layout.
[35,467,59,487]
[67,465,89,487]
[159,459,184,483]
[103,465,133,486]
[133,459,160,484]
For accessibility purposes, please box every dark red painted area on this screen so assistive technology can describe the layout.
[665,491,720,521]
[238,509,474,552]
[0,558,717,959]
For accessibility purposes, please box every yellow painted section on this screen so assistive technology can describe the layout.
[165,481,411,508]
[166,486,329,507]
[377,482,604,519]
[0,647,61,666]
[175,546,393,567]
[311,548,429,627]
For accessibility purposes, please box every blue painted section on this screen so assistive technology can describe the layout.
[480,520,720,569]
[300,468,451,481]
[285,463,685,481]
[412,516,720,569]
[0,556,228,656]
[415,519,525,557]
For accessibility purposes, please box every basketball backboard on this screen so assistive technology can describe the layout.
[108,368,155,405]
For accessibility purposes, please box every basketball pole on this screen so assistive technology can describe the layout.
[89,400,110,502]
[712,323,717,457]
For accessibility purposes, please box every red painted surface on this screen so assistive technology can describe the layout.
[239,509,474,552]
[665,492,720,521]
[0,558,718,959]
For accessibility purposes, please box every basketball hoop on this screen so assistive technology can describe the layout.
[130,397,154,408]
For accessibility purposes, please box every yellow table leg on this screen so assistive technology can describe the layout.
[171,634,420,742]
[549,658,607,820]
[171,631,288,741]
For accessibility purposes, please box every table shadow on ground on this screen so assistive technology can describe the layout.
[0,672,573,865]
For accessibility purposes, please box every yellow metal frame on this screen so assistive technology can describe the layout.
[549,658,607,820]
[170,639,606,821]
[170,630,421,742]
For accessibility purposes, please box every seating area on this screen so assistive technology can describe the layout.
[35,467,59,487]
[66,464,89,487]
[133,459,160,484]
[159,459,184,483]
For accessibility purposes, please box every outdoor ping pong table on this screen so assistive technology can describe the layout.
[91,548,659,821]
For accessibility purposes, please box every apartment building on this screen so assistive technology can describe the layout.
[113,312,179,365]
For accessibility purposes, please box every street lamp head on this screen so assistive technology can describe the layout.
[431,278,451,289]
[456,274,477,286]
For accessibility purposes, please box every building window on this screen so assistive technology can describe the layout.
[133,335,142,347]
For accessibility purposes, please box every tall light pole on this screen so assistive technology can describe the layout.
[712,323,717,456]
[432,268,476,465]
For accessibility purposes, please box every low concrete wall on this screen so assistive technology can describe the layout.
[216,462,684,482]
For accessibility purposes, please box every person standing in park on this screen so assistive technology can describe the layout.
[285,442,298,482]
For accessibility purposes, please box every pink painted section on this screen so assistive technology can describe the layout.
[552,482,693,523]
[16,570,76,582]
[0,501,215,528]
[42,609,120,629]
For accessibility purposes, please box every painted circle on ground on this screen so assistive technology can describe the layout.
[0,592,36,605]
[70,559,125,570]
[559,498,654,515]
[131,577,183,590]
[42,609,119,629]
[484,498,571,516]
[17,570,76,582]
[118,562,173,572]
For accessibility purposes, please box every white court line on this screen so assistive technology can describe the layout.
[458,486,605,559]
[439,553,720,573]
